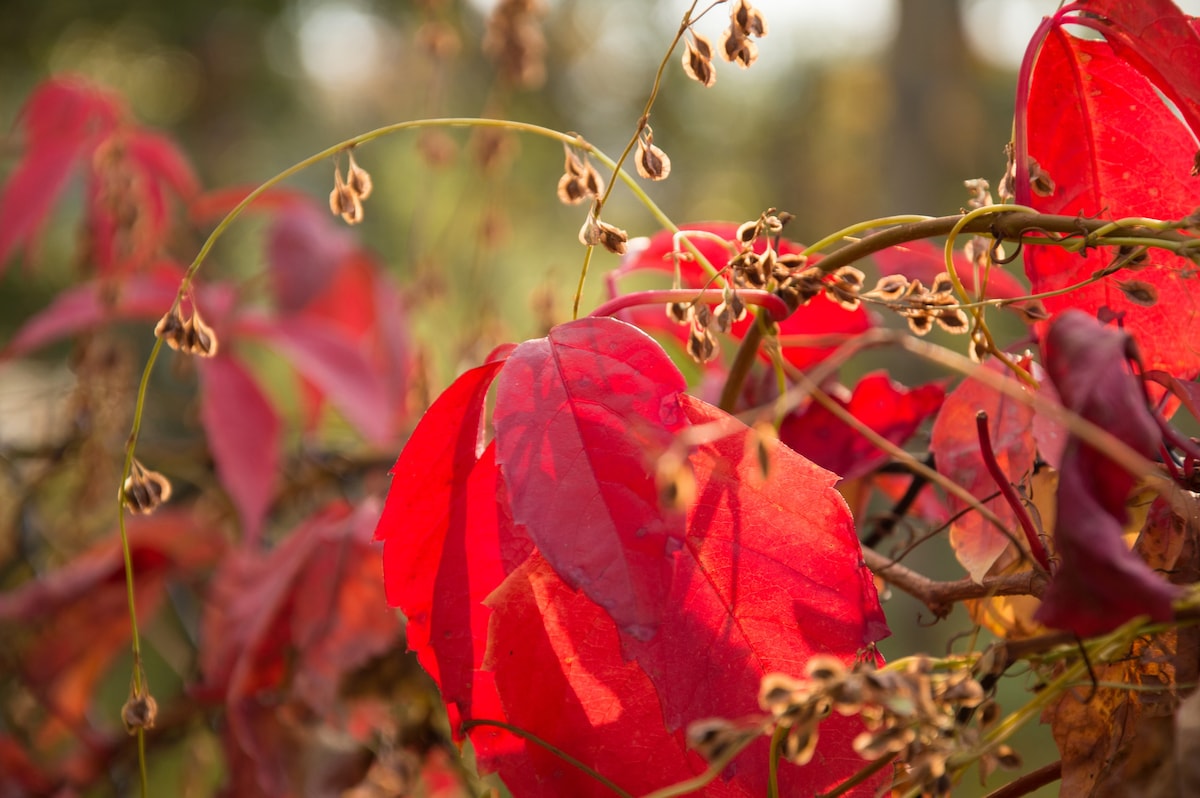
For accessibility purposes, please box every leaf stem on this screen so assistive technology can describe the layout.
[975,411,1051,574]
[460,719,633,798]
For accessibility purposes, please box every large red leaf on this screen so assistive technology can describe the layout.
[930,362,1036,582]
[492,317,688,640]
[1020,27,1200,381]
[198,354,281,542]
[623,394,889,795]
[608,224,870,371]
[375,358,529,740]
[474,394,888,797]
[779,371,944,482]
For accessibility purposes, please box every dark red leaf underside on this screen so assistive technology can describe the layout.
[1035,311,1180,635]
[493,317,688,640]
[201,502,398,795]
[1021,29,1200,381]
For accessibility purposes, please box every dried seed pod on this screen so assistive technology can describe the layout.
[1117,278,1158,306]
[1028,158,1055,196]
[686,323,718,363]
[666,301,693,325]
[184,309,219,357]
[655,450,696,511]
[963,177,992,209]
[934,308,969,334]
[852,725,915,760]
[735,219,758,244]
[731,0,768,38]
[121,690,158,734]
[681,33,716,87]
[905,311,935,336]
[154,307,187,350]
[123,460,173,515]
[866,274,909,301]
[635,127,671,181]
[784,723,820,765]
[930,272,955,296]
[329,168,364,225]
[346,151,373,200]
[719,26,758,68]
[805,655,848,684]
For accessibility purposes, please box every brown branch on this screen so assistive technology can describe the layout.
[982,760,1062,798]
[862,548,1048,619]
[810,212,1198,275]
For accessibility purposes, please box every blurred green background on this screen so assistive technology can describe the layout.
[0,1,1124,795]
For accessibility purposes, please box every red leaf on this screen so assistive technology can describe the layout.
[479,554,735,798]
[930,362,1037,582]
[780,371,945,481]
[265,202,355,312]
[493,317,688,640]
[1035,311,1179,636]
[2,265,182,358]
[1019,27,1200,381]
[235,313,393,444]
[623,394,888,794]
[201,501,399,795]
[198,355,281,542]
[0,78,122,272]
[376,357,532,737]
[475,395,888,796]
[1071,1,1200,140]
[609,224,870,371]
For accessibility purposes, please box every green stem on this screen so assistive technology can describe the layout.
[767,725,785,798]
[460,719,633,798]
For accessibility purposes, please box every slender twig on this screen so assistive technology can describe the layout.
[861,463,931,548]
[975,411,1051,574]
[816,754,898,798]
[982,761,1063,798]
[862,548,1048,618]
[460,719,633,798]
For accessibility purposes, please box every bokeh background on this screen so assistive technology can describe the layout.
[2,1,1181,795]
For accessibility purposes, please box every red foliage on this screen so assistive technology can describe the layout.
[376,318,889,796]
[1018,9,1200,382]
[1034,311,1180,635]
[201,501,401,795]
[780,371,945,482]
